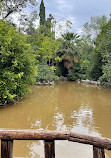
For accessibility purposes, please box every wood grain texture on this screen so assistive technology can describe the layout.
[69,132,111,150]
[1,139,13,158]
[0,130,69,140]
[44,140,55,158]
[93,146,105,158]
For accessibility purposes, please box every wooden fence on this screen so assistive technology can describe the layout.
[0,129,111,158]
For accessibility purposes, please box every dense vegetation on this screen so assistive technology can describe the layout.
[0,0,111,105]
[0,20,36,105]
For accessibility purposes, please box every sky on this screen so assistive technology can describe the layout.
[36,0,111,34]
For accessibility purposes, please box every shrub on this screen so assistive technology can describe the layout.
[0,20,36,105]
[87,52,103,81]
[36,63,58,82]
[67,62,83,81]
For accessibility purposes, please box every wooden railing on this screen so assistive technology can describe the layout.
[0,129,111,158]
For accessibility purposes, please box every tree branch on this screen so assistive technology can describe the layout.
[3,1,25,19]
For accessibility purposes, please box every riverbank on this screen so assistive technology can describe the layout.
[59,77,111,88]
[35,80,55,85]
[35,77,111,88]
[80,79,100,85]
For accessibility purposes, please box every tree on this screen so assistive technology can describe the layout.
[56,32,80,76]
[96,18,111,85]
[79,15,109,81]
[0,20,36,105]
[38,35,61,65]
[46,14,54,32]
[58,32,80,60]
[39,0,46,26]
[83,15,108,37]
[77,35,95,79]
[27,24,61,64]
[19,10,37,34]
[1,0,37,19]
[88,50,103,81]
[0,0,37,32]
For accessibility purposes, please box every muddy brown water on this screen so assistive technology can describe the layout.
[0,81,111,158]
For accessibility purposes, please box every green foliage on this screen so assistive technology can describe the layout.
[0,11,111,107]
[88,51,103,81]
[59,32,80,60]
[67,62,83,81]
[0,20,36,105]
[96,18,111,85]
[38,35,61,65]
[55,65,62,77]
[77,36,94,78]
[27,26,61,65]
[101,61,111,85]
[36,63,58,82]
[56,32,80,77]
[80,16,111,84]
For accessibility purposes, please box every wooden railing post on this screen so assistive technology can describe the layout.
[93,146,105,158]
[44,140,55,158]
[1,140,13,158]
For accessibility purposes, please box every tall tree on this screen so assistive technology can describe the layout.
[96,18,111,84]
[39,0,46,26]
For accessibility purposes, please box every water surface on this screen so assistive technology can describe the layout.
[0,81,111,158]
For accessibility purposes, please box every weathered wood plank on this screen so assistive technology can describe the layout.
[93,146,105,158]
[44,140,55,158]
[0,130,69,140]
[69,132,111,150]
[1,139,13,158]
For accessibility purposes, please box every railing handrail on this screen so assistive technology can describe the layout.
[0,129,111,150]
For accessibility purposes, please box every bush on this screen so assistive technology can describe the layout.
[67,62,83,81]
[55,64,62,77]
[99,62,111,87]
[36,63,58,82]
[87,52,103,81]
[99,75,111,87]
[0,21,36,105]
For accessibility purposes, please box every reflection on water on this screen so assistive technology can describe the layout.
[71,105,100,136]
[0,81,111,157]
[28,141,44,158]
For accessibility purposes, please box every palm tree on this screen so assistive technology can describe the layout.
[57,32,80,73]
[59,32,80,60]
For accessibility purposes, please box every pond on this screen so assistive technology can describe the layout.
[0,81,111,158]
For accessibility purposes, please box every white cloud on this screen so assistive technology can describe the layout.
[54,15,78,38]
[9,13,20,25]
[57,0,64,5]
[56,0,73,10]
